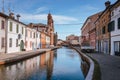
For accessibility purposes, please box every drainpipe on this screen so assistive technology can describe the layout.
[5,18,8,53]
[36,30,37,49]
[25,27,26,50]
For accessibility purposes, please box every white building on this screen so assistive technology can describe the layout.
[36,31,41,49]
[7,13,26,53]
[110,1,120,55]
[0,13,7,54]
[25,27,35,51]
[25,27,41,51]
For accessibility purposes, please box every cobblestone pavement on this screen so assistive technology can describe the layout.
[87,53,120,80]
[75,47,120,80]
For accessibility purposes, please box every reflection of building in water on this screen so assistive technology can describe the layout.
[0,55,41,80]
[81,61,89,77]
[25,56,40,77]
[40,53,46,68]
[39,51,54,80]
[54,50,57,60]
[0,51,55,80]
[46,52,50,62]
[0,62,26,80]
[46,51,54,80]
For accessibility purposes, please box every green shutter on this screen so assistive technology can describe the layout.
[108,21,115,32]
[16,24,19,33]
[112,21,115,31]
[22,27,24,34]
[102,26,105,34]
[118,18,120,29]
[10,22,12,31]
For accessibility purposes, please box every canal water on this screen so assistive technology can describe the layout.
[0,47,85,80]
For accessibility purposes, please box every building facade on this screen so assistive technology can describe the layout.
[66,34,79,45]
[96,1,111,54]
[47,13,54,46]
[7,13,26,53]
[40,32,46,48]
[0,12,56,54]
[110,1,120,55]
[81,12,101,48]
[46,34,50,48]
[0,13,8,53]
[81,18,90,46]
[25,27,41,51]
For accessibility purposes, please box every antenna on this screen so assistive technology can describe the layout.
[8,1,11,14]
[8,0,15,14]
[2,0,4,13]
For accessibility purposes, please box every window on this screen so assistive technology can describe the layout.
[16,24,19,33]
[1,37,5,48]
[102,26,105,34]
[108,21,115,32]
[1,20,4,29]
[22,27,24,34]
[114,41,120,55]
[118,18,120,29]
[111,11,114,16]
[25,30,27,37]
[9,38,12,47]
[34,32,35,38]
[9,22,12,31]
[16,39,18,47]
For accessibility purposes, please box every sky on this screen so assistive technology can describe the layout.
[0,0,117,40]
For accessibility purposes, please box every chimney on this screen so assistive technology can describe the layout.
[105,1,111,8]
[16,14,20,21]
[29,23,33,28]
[9,12,14,19]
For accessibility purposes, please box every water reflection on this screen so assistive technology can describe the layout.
[0,47,85,80]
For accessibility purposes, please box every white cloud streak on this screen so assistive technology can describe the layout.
[83,5,99,11]
[20,13,79,24]
[35,7,48,13]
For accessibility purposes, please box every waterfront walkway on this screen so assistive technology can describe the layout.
[0,47,58,65]
[87,53,120,80]
[75,47,120,80]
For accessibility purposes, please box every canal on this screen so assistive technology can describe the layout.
[0,47,85,80]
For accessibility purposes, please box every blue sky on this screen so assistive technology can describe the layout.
[0,0,117,40]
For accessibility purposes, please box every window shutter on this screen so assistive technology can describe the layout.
[118,18,120,29]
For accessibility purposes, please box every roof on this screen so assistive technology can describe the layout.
[81,11,102,30]
[31,23,47,27]
[0,12,27,26]
[110,0,120,10]
[94,0,120,24]
[0,12,8,18]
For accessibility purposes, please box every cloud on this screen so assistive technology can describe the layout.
[19,13,46,23]
[35,7,48,13]
[53,15,78,24]
[83,5,99,11]
[20,13,79,24]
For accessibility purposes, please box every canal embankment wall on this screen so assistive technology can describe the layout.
[0,46,60,65]
[71,46,94,80]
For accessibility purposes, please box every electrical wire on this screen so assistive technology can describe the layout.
[54,23,84,25]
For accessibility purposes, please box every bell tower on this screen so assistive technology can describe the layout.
[47,13,54,46]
